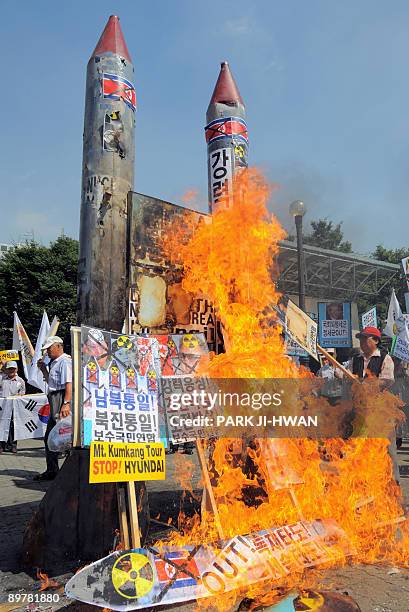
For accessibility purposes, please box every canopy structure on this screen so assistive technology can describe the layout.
[277,240,401,300]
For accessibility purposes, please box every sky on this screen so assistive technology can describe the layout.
[1,0,409,254]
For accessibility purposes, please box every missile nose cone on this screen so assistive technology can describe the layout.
[209,61,244,106]
[91,15,132,62]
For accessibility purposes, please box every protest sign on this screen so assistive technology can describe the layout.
[89,441,165,483]
[80,326,160,447]
[66,518,353,610]
[392,315,409,362]
[384,288,402,338]
[318,302,352,348]
[284,334,308,358]
[404,293,409,318]
[0,350,19,362]
[402,256,409,291]
[160,376,217,444]
[285,300,318,360]
[361,306,377,329]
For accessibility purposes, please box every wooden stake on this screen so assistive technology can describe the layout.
[70,326,82,448]
[196,439,224,540]
[354,496,375,510]
[117,485,130,549]
[288,487,305,521]
[127,481,141,548]
[375,516,406,529]
[317,344,357,382]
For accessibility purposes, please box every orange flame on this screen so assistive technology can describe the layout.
[160,168,409,608]
[36,569,62,592]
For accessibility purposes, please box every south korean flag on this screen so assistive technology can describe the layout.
[13,394,50,440]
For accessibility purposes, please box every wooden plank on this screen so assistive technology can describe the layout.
[317,343,356,381]
[196,439,224,540]
[117,485,130,549]
[127,481,141,548]
[70,326,82,448]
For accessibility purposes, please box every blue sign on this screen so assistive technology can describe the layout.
[318,302,352,348]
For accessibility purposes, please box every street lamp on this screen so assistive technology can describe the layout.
[289,200,307,312]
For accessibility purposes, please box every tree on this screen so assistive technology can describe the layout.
[303,219,352,252]
[0,237,79,349]
[359,244,409,326]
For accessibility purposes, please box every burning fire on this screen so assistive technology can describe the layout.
[161,168,409,608]
[36,569,62,592]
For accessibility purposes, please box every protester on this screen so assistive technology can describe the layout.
[34,336,72,481]
[335,326,398,480]
[316,349,343,401]
[335,326,394,387]
[392,359,409,449]
[0,361,26,453]
[316,349,336,379]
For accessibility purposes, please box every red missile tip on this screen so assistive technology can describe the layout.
[209,61,244,105]
[91,15,132,62]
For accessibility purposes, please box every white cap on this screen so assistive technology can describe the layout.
[5,361,18,369]
[42,335,63,350]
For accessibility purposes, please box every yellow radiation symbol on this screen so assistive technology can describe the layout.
[295,591,325,610]
[112,552,154,599]
[234,144,245,158]
[117,335,133,349]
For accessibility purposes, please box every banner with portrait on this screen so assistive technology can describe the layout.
[318,302,352,348]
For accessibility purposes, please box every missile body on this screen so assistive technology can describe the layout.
[77,15,135,330]
[205,62,247,212]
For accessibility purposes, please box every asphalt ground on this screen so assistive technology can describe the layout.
[0,438,408,612]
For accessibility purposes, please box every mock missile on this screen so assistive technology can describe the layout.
[205,61,248,212]
[77,15,136,331]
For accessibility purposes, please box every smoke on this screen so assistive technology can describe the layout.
[263,160,370,252]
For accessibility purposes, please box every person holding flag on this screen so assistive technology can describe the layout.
[0,361,25,453]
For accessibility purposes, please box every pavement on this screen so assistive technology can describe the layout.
[0,438,408,612]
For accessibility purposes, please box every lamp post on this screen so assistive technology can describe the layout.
[289,200,307,312]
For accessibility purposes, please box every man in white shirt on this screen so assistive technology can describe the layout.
[35,336,72,481]
[0,361,25,453]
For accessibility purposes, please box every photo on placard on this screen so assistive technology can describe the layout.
[318,302,352,349]
[81,326,112,371]
[168,333,209,377]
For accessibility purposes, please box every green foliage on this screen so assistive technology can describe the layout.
[358,244,409,327]
[0,237,78,349]
[303,219,352,252]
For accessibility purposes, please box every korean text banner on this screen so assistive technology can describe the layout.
[89,441,165,483]
[318,302,352,348]
[361,306,377,330]
[80,326,160,447]
[0,350,19,362]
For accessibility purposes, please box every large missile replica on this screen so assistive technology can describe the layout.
[77,15,136,331]
[205,61,248,212]
[23,16,140,570]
